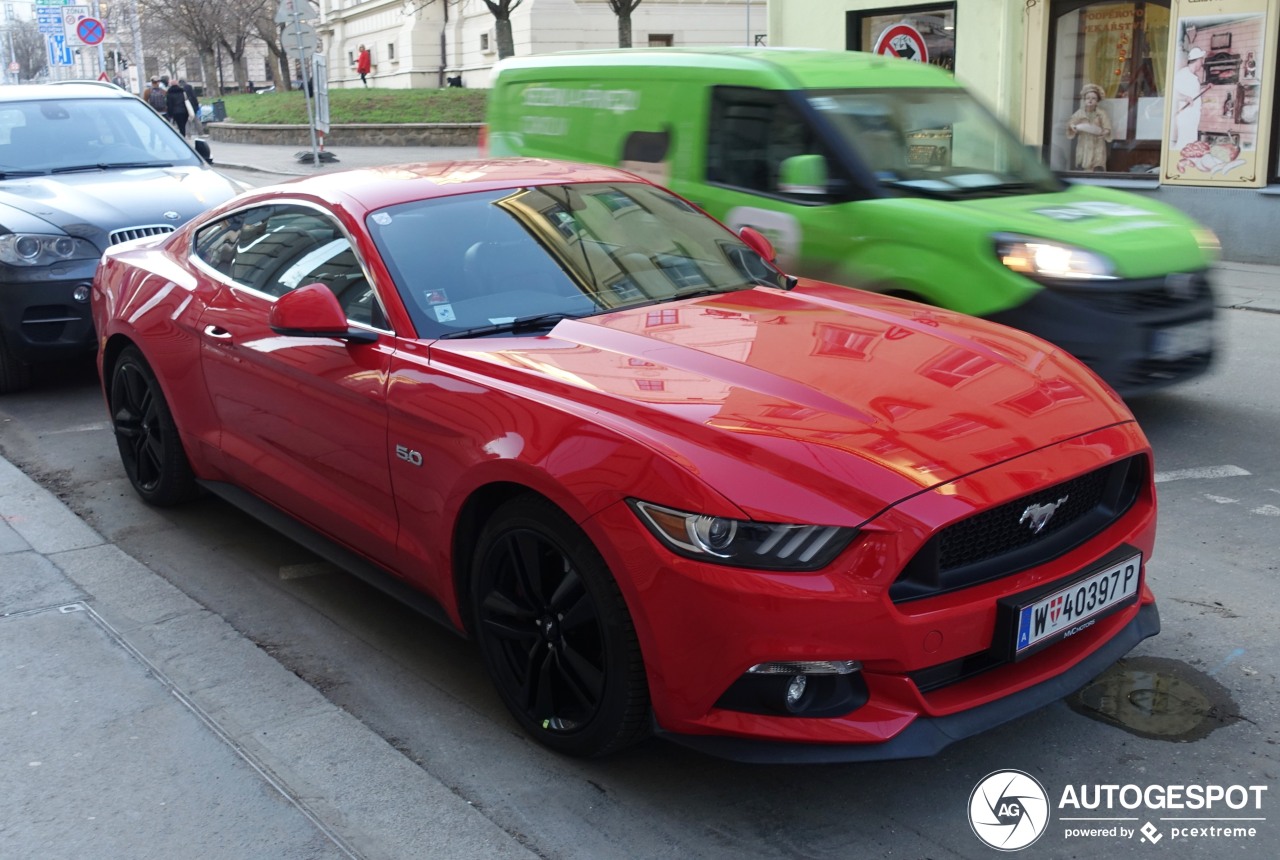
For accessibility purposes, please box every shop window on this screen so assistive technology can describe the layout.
[1045,1,1171,176]
[846,4,956,71]
[648,34,674,47]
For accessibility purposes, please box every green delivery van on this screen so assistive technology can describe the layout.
[485,47,1221,396]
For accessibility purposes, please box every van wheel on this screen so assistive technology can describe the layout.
[0,336,33,394]
[471,495,650,758]
[109,346,199,506]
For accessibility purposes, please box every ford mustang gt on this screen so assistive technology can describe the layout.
[92,158,1159,761]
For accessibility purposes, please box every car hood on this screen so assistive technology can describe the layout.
[438,284,1136,524]
[0,166,241,247]
[950,183,1213,276]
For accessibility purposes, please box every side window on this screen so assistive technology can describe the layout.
[193,205,387,328]
[706,87,820,195]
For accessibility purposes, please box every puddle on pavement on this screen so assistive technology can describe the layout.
[1066,656,1240,742]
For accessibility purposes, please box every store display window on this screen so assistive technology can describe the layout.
[1045,1,1171,176]
[847,4,956,71]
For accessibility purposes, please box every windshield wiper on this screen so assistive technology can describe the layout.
[51,161,174,174]
[0,169,49,179]
[438,311,584,339]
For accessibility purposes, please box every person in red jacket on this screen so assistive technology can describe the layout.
[356,45,371,87]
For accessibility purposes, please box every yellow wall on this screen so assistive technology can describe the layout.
[768,0,1028,124]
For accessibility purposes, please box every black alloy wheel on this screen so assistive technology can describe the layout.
[472,495,650,757]
[109,346,199,506]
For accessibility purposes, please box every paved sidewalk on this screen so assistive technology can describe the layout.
[0,455,536,860]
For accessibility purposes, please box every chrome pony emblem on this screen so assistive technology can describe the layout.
[1020,496,1069,534]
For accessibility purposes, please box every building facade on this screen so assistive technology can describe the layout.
[769,0,1280,264]
[316,0,764,91]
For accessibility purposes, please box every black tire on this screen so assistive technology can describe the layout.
[0,335,33,394]
[109,346,199,506]
[472,495,650,757]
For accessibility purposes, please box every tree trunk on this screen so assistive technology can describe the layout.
[619,13,632,48]
[496,17,515,59]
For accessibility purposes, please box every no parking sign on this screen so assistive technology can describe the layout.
[873,22,929,64]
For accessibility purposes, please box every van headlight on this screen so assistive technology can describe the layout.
[994,233,1117,281]
[0,233,100,267]
[629,500,856,571]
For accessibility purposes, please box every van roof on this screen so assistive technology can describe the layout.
[494,47,959,91]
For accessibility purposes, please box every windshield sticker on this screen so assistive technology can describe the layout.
[424,289,449,305]
[432,303,457,323]
[1034,201,1151,221]
[371,212,393,226]
[522,86,639,114]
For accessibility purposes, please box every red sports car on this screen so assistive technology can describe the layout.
[92,159,1159,761]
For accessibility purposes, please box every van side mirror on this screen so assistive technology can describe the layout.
[778,154,829,195]
[194,138,213,164]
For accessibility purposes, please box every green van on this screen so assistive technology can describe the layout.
[485,47,1220,396]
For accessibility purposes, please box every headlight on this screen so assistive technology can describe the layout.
[629,499,856,571]
[0,233,100,267]
[993,233,1116,281]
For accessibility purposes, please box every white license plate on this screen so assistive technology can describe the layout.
[1150,320,1213,360]
[1014,553,1141,657]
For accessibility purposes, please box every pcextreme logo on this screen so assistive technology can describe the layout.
[967,774,1270,851]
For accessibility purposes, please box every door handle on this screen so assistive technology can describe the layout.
[203,325,233,340]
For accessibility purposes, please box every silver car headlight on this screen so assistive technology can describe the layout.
[0,233,100,267]
[994,233,1117,281]
[629,499,856,571]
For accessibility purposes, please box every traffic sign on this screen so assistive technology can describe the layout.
[873,22,929,64]
[76,16,105,47]
[47,34,74,67]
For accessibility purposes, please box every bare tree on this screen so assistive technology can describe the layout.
[11,21,49,82]
[142,0,232,92]
[607,0,642,48]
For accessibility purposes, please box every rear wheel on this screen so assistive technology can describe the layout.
[109,346,199,506]
[472,496,650,757]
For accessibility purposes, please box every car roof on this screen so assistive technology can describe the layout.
[494,47,957,90]
[252,158,653,213]
[0,83,138,103]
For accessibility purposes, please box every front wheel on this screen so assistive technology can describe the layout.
[471,496,650,757]
[109,346,199,506]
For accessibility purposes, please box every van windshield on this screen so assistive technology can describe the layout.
[808,89,1061,199]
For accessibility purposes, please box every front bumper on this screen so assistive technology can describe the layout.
[585,424,1157,760]
[987,270,1215,396]
[659,602,1159,763]
[0,265,98,362]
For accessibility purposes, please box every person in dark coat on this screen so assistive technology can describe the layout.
[179,79,201,134]
[165,81,190,137]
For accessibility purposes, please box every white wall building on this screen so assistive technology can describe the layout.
[317,0,766,90]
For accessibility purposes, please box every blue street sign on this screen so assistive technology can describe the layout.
[47,34,74,67]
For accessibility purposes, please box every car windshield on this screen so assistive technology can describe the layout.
[0,97,200,174]
[367,181,785,338]
[807,88,1061,198]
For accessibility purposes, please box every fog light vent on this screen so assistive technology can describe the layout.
[718,660,869,718]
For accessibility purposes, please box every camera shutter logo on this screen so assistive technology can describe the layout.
[969,770,1050,851]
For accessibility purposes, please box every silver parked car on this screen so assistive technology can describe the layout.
[0,83,243,391]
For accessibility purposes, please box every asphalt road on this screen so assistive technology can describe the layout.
[1,164,1276,859]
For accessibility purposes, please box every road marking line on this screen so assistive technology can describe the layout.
[1250,504,1280,517]
[1204,494,1238,504]
[1154,465,1250,483]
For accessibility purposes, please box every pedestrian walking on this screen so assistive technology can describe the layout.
[180,79,202,136]
[166,80,191,137]
[146,77,168,119]
[356,45,371,87]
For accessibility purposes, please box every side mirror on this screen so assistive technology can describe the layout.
[738,226,776,262]
[269,283,378,343]
[194,138,213,164]
[778,153,829,195]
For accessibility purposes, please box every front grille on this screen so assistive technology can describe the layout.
[890,456,1146,603]
[1117,353,1213,390]
[109,224,176,245]
[1057,271,1212,316]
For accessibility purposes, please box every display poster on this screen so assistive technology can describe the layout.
[1162,0,1276,186]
